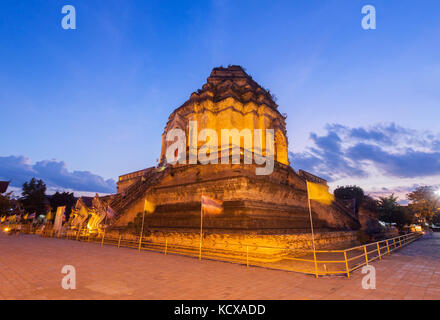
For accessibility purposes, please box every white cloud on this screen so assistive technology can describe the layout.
[0,155,116,194]
[290,123,440,199]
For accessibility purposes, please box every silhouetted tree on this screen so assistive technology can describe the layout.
[334,185,365,214]
[49,191,76,220]
[407,186,439,224]
[377,194,412,230]
[21,178,48,215]
[361,195,379,215]
[392,206,413,230]
[377,194,399,224]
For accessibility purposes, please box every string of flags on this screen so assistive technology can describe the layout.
[0,204,118,228]
[0,212,38,223]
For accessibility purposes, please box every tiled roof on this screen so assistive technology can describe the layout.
[168,65,283,124]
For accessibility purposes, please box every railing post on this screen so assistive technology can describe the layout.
[101,231,105,247]
[393,238,396,249]
[398,236,402,247]
[377,242,381,260]
[165,239,168,255]
[117,235,121,248]
[364,245,369,266]
[344,251,350,278]
[313,250,319,278]
[246,246,249,268]
[138,235,142,252]
[386,240,390,255]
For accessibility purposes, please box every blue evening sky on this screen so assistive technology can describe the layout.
[1,0,439,197]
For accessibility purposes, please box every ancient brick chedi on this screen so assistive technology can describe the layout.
[110,66,360,234]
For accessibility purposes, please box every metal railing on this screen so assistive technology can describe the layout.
[307,232,422,277]
[35,226,423,278]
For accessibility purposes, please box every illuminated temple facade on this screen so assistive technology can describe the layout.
[110,66,360,234]
[159,65,289,166]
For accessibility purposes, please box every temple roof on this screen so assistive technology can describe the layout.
[178,65,280,112]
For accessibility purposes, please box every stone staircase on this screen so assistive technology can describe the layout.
[332,199,360,228]
[109,167,168,220]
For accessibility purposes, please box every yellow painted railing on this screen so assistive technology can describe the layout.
[36,227,423,278]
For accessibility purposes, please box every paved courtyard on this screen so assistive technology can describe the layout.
[0,232,440,300]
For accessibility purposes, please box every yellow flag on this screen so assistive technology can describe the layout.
[46,211,53,221]
[306,181,334,205]
[1,216,5,223]
[24,213,29,220]
[144,198,156,213]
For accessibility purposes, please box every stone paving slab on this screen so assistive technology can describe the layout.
[0,232,439,300]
